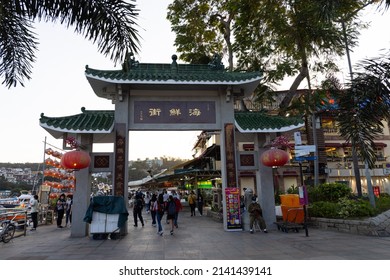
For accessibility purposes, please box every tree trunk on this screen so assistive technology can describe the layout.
[278,65,308,111]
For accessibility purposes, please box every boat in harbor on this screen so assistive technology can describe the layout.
[0,197,20,208]
[0,192,32,209]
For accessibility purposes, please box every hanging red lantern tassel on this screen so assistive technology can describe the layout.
[261,148,289,167]
[61,150,91,170]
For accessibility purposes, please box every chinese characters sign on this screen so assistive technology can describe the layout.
[224,123,237,188]
[134,101,216,124]
[114,123,126,197]
[225,188,242,230]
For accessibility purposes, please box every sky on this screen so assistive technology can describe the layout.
[0,2,389,164]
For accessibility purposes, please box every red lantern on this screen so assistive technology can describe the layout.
[261,148,289,167]
[61,150,91,170]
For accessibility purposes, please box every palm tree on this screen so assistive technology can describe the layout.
[337,56,390,169]
[0,0,140,88]
[337,55,390,206]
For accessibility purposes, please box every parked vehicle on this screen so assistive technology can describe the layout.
[0,212,17,243]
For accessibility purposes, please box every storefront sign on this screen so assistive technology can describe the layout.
[225,187,242,230]
[134,101,216,124]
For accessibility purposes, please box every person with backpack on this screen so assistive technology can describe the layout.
[173,195,183,228]
[166,195,176,235]
[188,190,197,216]
[133,193,144,227]
[149,193,157,227]
[153,193,165,236]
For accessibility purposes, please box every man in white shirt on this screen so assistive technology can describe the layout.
[30,195,39,231]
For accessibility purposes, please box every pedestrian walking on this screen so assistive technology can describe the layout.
[65,195,72,227]
[166,195,176,235]
[154,193,165,236]
[56,193,66,228]
[188,190,197,216]
[173,194,183,228]
[163,189,170,224]
[133,193,144,227]
[197,190,204,216]
[150,193,157,227]
[144,191,151,213]
[30,194,39,231]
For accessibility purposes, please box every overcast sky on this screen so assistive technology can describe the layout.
[0,2,389,163]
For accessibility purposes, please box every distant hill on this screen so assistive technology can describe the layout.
[0,162,41,170]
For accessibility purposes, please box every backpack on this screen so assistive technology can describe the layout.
[188,194,195,204]
[157,201,165,213]
[135,198,143,211]
[174,198,182,212]
[167,201,176,215]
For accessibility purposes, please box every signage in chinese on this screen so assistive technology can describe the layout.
[225,187,242,230]
[134,101,216,124]
[224,123,237,188]
[114,123,126,197]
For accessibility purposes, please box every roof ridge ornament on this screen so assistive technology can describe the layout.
[122,52,139,72]
[208,53,224,70]
[171,54,178,74]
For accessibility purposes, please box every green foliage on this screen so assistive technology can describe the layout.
[310,198,375,219]
[307,182,352,203]
[167,0,367,74]
[304,182,390,219]
[337,197,375,218]
[0,0,140,88]
[309,201,340,218]
[167,0,225,65]
[274,187,284,204]
[309,193,390,219]
[286,185,298,194]
[375,193,390,213]
[336,56,390,168]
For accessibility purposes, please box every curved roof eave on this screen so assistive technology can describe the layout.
[85,73,262,85]
[39,122,114,134]
[85,74,262,99]
[235,121,304,133]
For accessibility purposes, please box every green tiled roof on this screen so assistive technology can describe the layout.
[235,111,304,133]
[39,107,114,134]
[85,64,261,84]
[40,109,303,135]
[85,55,261,84]
[85,55,262,100]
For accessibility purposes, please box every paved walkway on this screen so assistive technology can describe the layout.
[2,209,390,260]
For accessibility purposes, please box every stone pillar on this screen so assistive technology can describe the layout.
[256,134,276,229]
[113,86,130,235]
[71,134,92,237]
[257,147,276,229]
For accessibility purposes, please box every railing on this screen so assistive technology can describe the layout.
[0,206,54,237]
[0,209,28,238]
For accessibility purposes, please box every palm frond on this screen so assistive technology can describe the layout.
[0,8,37,88]
[0,0,140,88]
